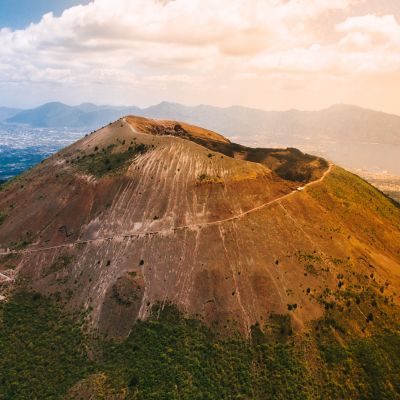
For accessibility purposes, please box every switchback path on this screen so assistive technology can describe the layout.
[0,163,333,257]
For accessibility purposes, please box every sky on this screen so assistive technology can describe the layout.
[0,0,91,29]
[0,0,400,114]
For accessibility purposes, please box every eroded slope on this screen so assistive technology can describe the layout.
[0,116,399,339]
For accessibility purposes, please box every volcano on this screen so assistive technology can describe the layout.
[0,116,399,399]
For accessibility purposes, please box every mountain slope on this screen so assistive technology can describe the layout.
[7,102,141,129]
[0,106,21,121]
[6,102,85,127]
[0,116,399,398]
[0,116,398,334]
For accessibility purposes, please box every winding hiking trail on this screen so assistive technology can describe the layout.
[0,163,333,257]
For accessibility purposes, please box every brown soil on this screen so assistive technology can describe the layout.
[0,116,398,337]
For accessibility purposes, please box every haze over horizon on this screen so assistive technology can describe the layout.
[3,99,400,117]
[1,0,400,114]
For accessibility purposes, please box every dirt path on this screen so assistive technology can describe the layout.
[0,272,13,282]
[0,144,332,257]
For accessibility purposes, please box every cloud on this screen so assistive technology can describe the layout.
[339,32,372,49]
[335,14,400,72]
[0,1,354,69]
[337,14,400,44]
[0,0,399,110]
[336,14,400,57]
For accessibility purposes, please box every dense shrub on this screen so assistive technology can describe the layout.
[0,292,93,399]
[0,292,399,399]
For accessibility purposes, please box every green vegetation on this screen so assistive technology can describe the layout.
[0,175,21,192]
[304,263,318,276]
[73,143,148,177]
[296,251,333,276]
[42,255,74,277]
[296,251,322,264]
[0,212,7,226]
[0,292,93,399]
[308,167,400,228]
[8,231,34,250]
[0,253,19,270]
[314,309,400,398]
[197,173,223,184]
[273,150,327,182]
[94,304,315,400]
[0,292,399,399]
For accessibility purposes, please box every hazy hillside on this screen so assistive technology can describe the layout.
[7,102,400,145]
[6,102,141,129]
[0,106,21,121]
[5,102,400,174]
[7,102,85,127]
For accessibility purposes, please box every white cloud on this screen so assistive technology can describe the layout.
[0,0,399,110]
[339,32,372,48]
[337,14,400,46]
[335,14,400,72]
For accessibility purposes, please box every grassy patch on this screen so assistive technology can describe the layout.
[304,263,318,276]
[197,173,223,184]
[73,143,148,177]
[0,176,20,192]
[8,231,34,250]
[296,251,322,264]
[0,254,18,270]
[310,167,400,228]
[42,255,74,277]
[0,212,7,226]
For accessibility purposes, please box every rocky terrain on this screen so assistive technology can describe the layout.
[0,116,399,399]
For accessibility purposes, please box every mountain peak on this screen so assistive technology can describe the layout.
[0,115,334,336]
[1,115,399,398]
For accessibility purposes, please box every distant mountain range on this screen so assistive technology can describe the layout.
[2,101,400,175]
[3,101,400,146]
[5,102,140,130]
[0,106,22,121]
